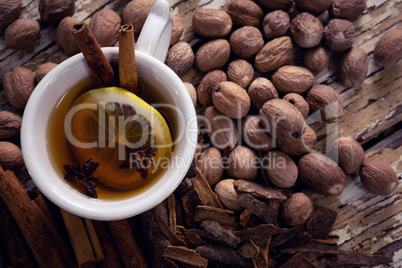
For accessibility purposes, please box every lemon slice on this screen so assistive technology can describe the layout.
[68,87,172,190]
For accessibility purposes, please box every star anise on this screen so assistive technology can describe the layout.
[119,146,156,179]
[64,158,99,198]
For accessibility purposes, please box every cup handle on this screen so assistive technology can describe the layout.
[136,0,173,63]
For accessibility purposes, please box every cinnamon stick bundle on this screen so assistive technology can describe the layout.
[119,24,141,96]
[72,22,116,87]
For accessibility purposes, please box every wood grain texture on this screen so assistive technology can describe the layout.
[0,0,401,266]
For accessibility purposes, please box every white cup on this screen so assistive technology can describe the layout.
[21,0,197,220]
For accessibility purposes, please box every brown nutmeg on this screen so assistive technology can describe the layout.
[262,151,298,188]
[123,0,156,34]
[278,125,317,156]
[298,153,347,195]
[170,16,184,46]
[195,39,230,73]
[360,159,399,196]
[226,0,264,27]
[0,110,22,139]
[331,0,366,21]
[0,0,22,29]
[230,26,264,59]
[283,93,309,119]
[290,12,324,48]
[3,67,36,109]
[212,81,251,119]
[39,0,75,24]
[183,82,197,107]
[282,193,314,226]
[338,47,368,88]
[197,70,227,105]
[241,115,272,151]
[0,141,24,170]
[271,65,315,94]
[304,46,331,74]
[192,9,232,38]
[56,16,81,56]
[35,62,58,83]
[197,147,224,186]
[374,29,402,68]
[336,137,364,174]
[215,179,243,211]
[5,18,40,50]
[227,146,258,181]
[255,0,294,11]
[324,19,355,52]
[262,10,290,39]
[248,77,278,111]
[165,42,194,77]
[89,9,121,47]
[295,0,333,14]
[306,84,343,122]
[227,59,254,88]
[255,36,293,72]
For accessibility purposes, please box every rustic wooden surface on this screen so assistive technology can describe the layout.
[0,0,401,267]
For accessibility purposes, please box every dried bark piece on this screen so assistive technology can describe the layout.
[306,207,337,238]
[252,237,271,268]
[192,168,223,208]
[280,253,316,268]
[320,250,393,267]
[233,224,287,242]
[181,189,202,228]
[162,245,208,268]
[237,194,278,224]
[195,205,239,230]
[239,209,264,229]
[280,237,338,254]
[234,179,287,201]
[270,225,305,249]
[200,220,240,248]
[196,244,252,267]
[238,239,259,259]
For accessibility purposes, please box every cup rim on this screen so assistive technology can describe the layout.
[21,47,197,220]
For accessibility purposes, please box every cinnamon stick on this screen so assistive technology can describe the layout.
[92,220,122,268]
[119,24,141,96]
[107,219,147,268]
[71,22,116,87]
[0,170,68,267]
[84,219,105,262]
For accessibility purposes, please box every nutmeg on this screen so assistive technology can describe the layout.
[203,106,238,152]
[227,146,258,181]
[56,16,81,56]
[324,19,355,52]
[295,0,332,14]
[338,47,368,88]
[278,125,317,156]
[298,153,347,195]
[241,115,272,151]
[262,10,290,39]
[0,0,22,29]
[306,84,343,122]
[230,26,264,59]
[123,0,156,34]
[331,0,366,21]
[170,16,184,46]
[271,66,315,94]
[39,0,75,24]
[255,36,293,72]
[5,18,40,50]
[255,0,294,11]
[0,110,22,139]
[183,82,197,107]
[197,70,227,105]
[283,93,309,119]
[374,29,402,68]
[212,81,251,119]
[262,151,297,188]
[336,137,364,174]
[248,77,278,111]
[89,9,121,47]
[0,141,24,170]
[226,0,264,27]
[35,62,58,83]
[192,9,232,38]
[215,179,243,211]
[281,193,314,226]
[304,46,331,74]
[359,159,399,196]
[195,39,231,73]
[227,59,254,88]
[3,67,35,109]
[290,12,324,48]
[165,42,194,77]
[197,147,224,186]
